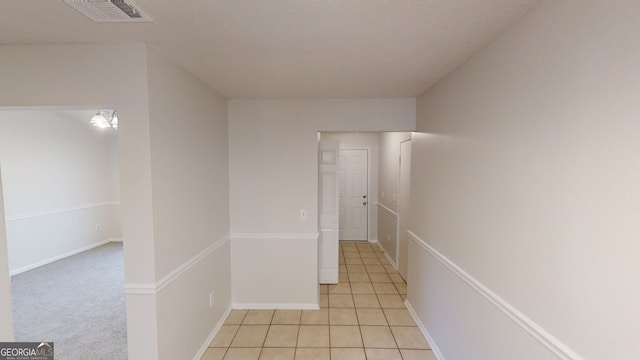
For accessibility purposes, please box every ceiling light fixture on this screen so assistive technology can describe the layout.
[90,110,118,130]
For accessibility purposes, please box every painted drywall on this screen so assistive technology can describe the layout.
[146,49,230,279]
[0,43,154,283]
[0,168,14,341]
[229,99,415,233]
[156,238,231,360]
[377,132,411,263]
[409,0,640,359]
[0,111,120,273]
[145,48,231,360]
[0,43,156,359]
[231,235,318,308]
[228,99,415,307]
[321,132,379,242]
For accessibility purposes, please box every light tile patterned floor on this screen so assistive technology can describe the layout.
[202,242,436,360]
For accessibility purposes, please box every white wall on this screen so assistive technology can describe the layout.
[0,168,14,341]
[0,43,157,356]
[0,43,235,359]
[377,132,411,264]
[229,99,415,307]
[0,43,232,360]
[231,234,318,309]
[0,110,120,274]
[409,1,640,359]
[320,132,379,242]
[145,48,231,360]
[0,43,154,283]
[0,43,228,359]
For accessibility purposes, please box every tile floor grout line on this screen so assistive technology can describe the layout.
[205,242,433,359]
[223,311,244,351]
[351,249,366,356]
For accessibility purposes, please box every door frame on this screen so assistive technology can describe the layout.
[396,138,411,280]
[338,147,370,242]
[0,163,15,340]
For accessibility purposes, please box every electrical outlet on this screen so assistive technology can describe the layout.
[209,291,215,308]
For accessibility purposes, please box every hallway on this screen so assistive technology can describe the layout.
[202,242,434,360]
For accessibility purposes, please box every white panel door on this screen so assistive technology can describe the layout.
[339,149,368,241]
[318,141,339,284]
[398,139,411,280]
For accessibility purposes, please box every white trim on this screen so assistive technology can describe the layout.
[156,234,229,294]
[377,202,397,217]
[123,283,157,295]
[232,303,320,310]
[10,239,110,276]
[405,300,446,360]
[5,201,120,222]
[124,234,230,296]
[396,138,411,276]
[230,232,319,240]
[375,241,397,269]
[407,231,584,360]
[192,305,233,360]
[319,268,338,285]
[107,237,123,243]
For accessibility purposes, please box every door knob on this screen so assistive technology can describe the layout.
[363,195,367,198]
[363,202,367,206]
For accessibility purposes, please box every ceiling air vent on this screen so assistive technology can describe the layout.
[64,0,152,23]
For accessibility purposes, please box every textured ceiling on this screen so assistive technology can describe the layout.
[0,0,539,98]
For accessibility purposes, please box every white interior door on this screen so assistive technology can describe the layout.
[398,139,411,280]
[318,141,340,284]
[338,149,368,241]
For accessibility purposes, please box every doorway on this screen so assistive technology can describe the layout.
[0,108,125,357]
[339,149,369,242]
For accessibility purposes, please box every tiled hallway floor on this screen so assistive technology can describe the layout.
[201,242,435,360]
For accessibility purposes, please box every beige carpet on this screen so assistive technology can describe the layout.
[11,242,127,359]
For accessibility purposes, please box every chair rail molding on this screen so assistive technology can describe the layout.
[124,233,229,295]
[408,231,584,360]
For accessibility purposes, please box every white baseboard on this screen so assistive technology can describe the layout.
[368,238,379,243]
[107,237,123,243]
[232,303,320,310]
[10,239,111,276]
[192,305,232,360]
[405,300,446,360]
[375,241,398,269]
[319,268,338,285]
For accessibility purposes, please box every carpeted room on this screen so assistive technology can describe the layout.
[0,109,125,359]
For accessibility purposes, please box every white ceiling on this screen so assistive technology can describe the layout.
[0,0,539,98]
